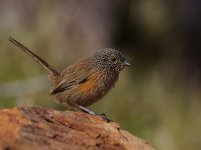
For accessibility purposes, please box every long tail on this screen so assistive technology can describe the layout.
[9,37,60,77]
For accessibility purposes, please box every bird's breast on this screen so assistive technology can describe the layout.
[77,69,118,106]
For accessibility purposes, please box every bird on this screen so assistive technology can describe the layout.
[9,37,131,122]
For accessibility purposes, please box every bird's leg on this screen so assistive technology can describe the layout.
[73,103,112,122]
[75,104,96,115]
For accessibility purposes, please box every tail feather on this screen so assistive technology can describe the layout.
[9,37,60,77]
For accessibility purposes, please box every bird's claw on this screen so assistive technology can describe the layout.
[96,113,112,123]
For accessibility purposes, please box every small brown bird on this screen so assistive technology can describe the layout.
[9,37,131,121]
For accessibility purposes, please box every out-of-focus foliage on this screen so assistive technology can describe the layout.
[0,1,201,149]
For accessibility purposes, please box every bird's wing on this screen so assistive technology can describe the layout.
[50,59,91,95]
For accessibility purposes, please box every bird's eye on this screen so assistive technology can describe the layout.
[103,58,107,62]
[122,56,125,61]
[112,58,116,62]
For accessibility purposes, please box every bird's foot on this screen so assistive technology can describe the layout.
[95,113,112,123]
[73,104,112,123]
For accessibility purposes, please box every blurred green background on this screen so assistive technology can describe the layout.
[0,1,201,149]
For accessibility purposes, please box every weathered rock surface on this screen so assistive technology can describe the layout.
[0,106,154,150]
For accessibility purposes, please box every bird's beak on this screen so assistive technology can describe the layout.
[123,60,132,67]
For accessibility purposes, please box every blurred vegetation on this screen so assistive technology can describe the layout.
[0,1,201,149]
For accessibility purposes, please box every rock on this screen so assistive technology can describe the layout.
[0,106,154,150]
